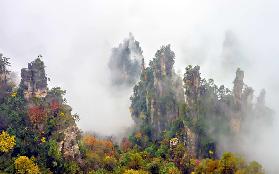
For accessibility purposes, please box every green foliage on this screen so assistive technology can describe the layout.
[48,87,66,98]
[63,161,80,174]
[46,139,62,162]
[120,151,145,170]
[155,145,168,158]
[144,145,156,156]
[160,162,181,174]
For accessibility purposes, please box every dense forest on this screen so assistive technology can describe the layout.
[0,36,273,173]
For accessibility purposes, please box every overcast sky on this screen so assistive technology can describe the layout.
[1,0,279,172]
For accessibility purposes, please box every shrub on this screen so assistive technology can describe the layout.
[14,156,40,174]
[0,131,16,153]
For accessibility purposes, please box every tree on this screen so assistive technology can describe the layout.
[82,134,116,171]
[219,152,237,174]
[27,106,46,124]
[120,152,145,170]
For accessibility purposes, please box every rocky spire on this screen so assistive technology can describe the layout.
[184,65,201,108]
[0,54,12,101]
[230,68,246,133]
[108,33,143,86]
[233,68,244,109]
[20,56,48,100]
[152,44,175,79]
[0,54,10,84]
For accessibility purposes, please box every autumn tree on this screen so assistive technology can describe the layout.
[27,106,47,124]
[81,134,116,171]
[219,152,238,174]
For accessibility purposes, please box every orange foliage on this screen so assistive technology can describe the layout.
[83,134,97,145]
[27,106,46,124]
[82,134,115,157]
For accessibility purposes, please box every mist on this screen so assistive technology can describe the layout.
[108,33,142,87]
[0,0,279,173]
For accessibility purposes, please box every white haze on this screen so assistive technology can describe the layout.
[0,0,279,173]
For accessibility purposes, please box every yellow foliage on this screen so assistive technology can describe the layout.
[104,155,113,161]
[41,137,46,143]
[11,91,17,97]
[139,112,145,120]
[14,156,40,174]
[59,112,65,116]
[123,169,148,174]
[0,131,16,152]
[168,167,181,174]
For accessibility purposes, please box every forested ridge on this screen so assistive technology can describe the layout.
[0,38,272,173]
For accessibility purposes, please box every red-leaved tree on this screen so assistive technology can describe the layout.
[27,106,46,124]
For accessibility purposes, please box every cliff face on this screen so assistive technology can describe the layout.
[183,127,196,157]
[58,124,81,160]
